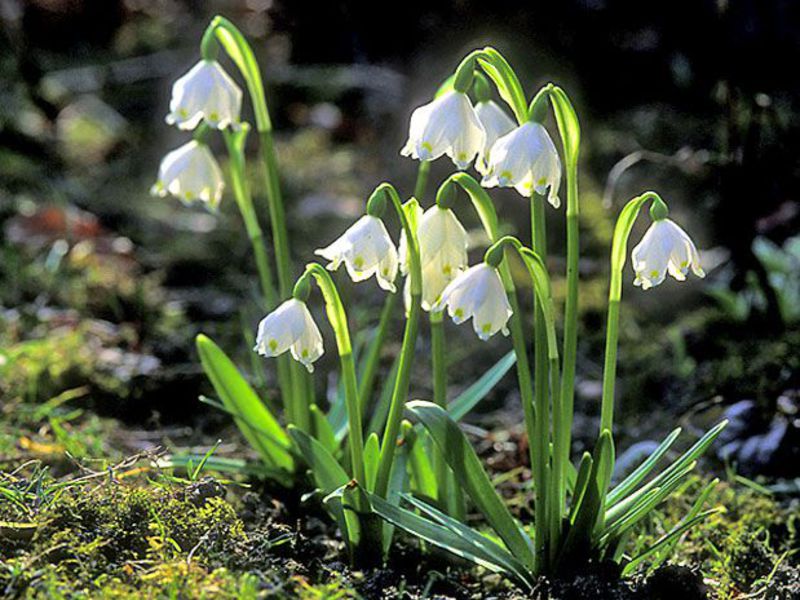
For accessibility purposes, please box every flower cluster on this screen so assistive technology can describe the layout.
[401,90,561,206]
[153,59,244,208]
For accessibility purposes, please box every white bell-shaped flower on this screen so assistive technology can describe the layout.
[435,263,512,341]
[151,140,225,207]
[481,121,562,207]
[400,90,486,170]
[166,60,243,131]
[475,100,516,175]
[632,218,705,290]
[315,215,399,292]
[401,206,469,310]
[254,298,324,372]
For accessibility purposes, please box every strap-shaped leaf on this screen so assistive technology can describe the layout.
[363,432,380,492]
[448,351,516,421]
[407,400,533,566]
[310,404,338,457]
[288,426,361,553]
[364,489,534,589]
[606,428,681,506]
[288,426,348,492]
[402,493,534,586]
[600,462,698,544]
[560,431,612,562]
[645,478,720,572]
[568,452,593,524]
[621,507,723,577]
[610,421,727,512]
[196,335,293,473]
[404,425,437,502]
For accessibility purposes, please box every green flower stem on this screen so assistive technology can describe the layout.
[357,291,398,415]
[414,160,431,200]
[600,191,665,434]
[222,127,299,428]
[373,183,423,500]
[429,310,449,505]
[486,236,563,568]
[204,16,311,425]
[440,174,538,563]
[530,193,553,569]
[357,161,429,417]
[299,263,367,489]
[548,87,581,526]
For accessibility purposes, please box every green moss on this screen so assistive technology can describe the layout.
[631,478,799,599]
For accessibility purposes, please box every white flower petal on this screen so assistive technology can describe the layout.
[481,122,562,203]
[437,264,511,339]
[631,218,704,290]
[254,299,322,370]
[401,91,485,170]
[475,100,516,175]
[153,140,225,207]
[315,215,399,291]
[166,60,242,131]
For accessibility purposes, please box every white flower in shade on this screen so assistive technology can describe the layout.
[400,90,486,170]
[166,60,242,130]
[315,215,399,292]
[401,206,469,310]
[254,299,324,372]
[481,121,562,207]
[475,100,516,175]
[151,140,225,207]
[632,218,705,290]
[435,263,512,340]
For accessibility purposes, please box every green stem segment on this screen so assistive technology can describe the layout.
[222,127,300,429]
[438,174,538,555]
[530,193,552,569]
[204,16,310,429]
[373,183,423,499]
[429,311,449,504]
[600,191,667,435]
[486,236,562,569]
[297,263,367,488]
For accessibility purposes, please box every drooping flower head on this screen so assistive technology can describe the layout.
[435,263,512,340]
[481,121,562,207]
[401,90,486,170]
[151,140,225,208]
[401,206,469,310]
[254,298,324,372]
[632,218,705,290]
[315,215,399,292]
[475,100,516,175]
[166,60,242,131]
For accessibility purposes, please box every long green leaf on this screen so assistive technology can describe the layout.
[606,428,681,506]
[404,424,437,502]
[310,404,338,457]
[407,400,533,566]
[288,426,361,552]
[448,351,516,421]
[364,432,380,492]
[610,421,727,512]
[364,489,534,589]
[560,430,612,563]
[402,493,534,586]
[621,508,723,577]
[196,335,293,474]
